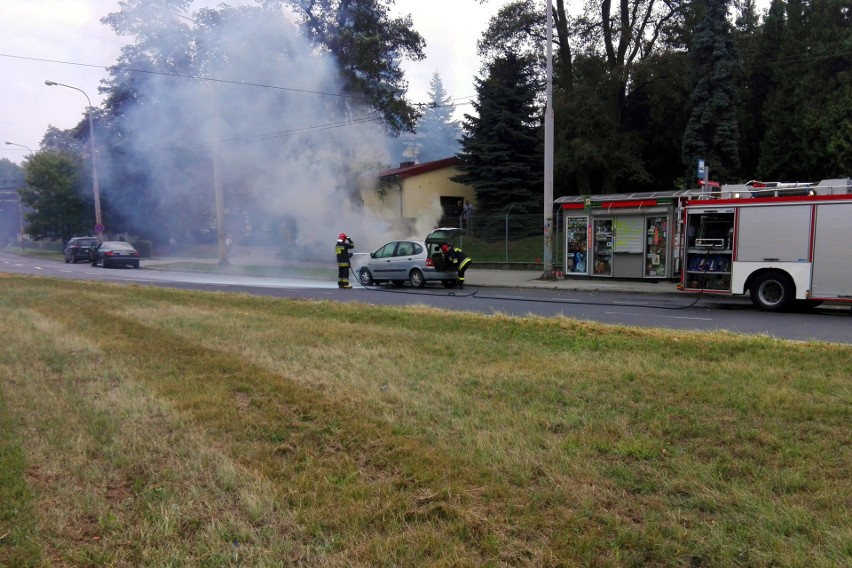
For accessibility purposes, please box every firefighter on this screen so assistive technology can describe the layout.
[440,243,472,289]
[335,233,354,288]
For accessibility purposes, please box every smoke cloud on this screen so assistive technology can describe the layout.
[104,3,419,260]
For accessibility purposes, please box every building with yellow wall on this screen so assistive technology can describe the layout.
[361,157,476,236]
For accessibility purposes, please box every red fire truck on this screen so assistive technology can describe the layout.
[679,179,852,311]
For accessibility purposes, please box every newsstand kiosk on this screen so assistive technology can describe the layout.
[557,190,699,280]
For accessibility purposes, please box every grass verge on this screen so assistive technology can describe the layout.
[0,275,849,566]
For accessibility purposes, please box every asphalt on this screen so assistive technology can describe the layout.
[144,245,682,296]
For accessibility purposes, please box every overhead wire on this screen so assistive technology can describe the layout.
[0,53,360,101]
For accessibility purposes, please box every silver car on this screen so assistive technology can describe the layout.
[356,228,463,288]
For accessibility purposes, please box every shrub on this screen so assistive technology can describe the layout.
[132,240,152,258]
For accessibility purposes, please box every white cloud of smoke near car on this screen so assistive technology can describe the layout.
[105,3,433,259]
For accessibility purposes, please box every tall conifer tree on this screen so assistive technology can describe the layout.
[409,73,461,163]
[453,53,542,215]
[682,0,742,182]
[758,0,851,179]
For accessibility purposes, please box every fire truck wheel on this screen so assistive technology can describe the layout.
[750,271,794,312]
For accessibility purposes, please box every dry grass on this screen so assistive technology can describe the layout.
[0,275,850,567]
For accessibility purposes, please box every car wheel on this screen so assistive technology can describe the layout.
[750,271,794,312]
[442,280,456,288]
[392,280,405,287]
[133,261,140,269]
[409,268,426,288]
[359,267,374,286]
[64,254,71,264]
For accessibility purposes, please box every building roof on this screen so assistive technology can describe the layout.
[555,189,701,204]
[377,156,462,180]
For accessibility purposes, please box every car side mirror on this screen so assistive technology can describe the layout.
[370,252,376,258]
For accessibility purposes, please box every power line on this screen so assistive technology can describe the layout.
[0,51,464,112]
[0,52,358,100]
[163,115,385,152]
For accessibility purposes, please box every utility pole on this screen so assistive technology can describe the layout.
[542,0,556,280]
[209,91,229,266]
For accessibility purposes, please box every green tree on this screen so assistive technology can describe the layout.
[758,0,852,179]
[0,158,23,183]
[477,0,573,96]
[453,53,542,216]
[19,152,90,243]
[682,0,742,182]
[556,55,652,195]
[478,0,691,194]
[622,51,693,191]
[735,0,785,176]
[409,72,461,162]
[41,125,85,156]
[273,0,426,135]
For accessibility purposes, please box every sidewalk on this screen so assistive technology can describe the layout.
[145,246,682,296]
[464,268,681,295]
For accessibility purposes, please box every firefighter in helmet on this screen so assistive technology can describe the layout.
[440,243,472,289]
[336,233,355,288]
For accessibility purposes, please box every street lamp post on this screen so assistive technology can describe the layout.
[4,141,34,154]
[541,0,556,280]
[44,80,103,239]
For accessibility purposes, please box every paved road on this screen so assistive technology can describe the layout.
[2,249,850,344]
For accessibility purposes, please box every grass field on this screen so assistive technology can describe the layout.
[0,275,849,567]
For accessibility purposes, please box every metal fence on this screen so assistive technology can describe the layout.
[437,206,563,266]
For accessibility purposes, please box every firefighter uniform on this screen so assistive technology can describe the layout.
[336,233,354,288]
[441,244,472,289]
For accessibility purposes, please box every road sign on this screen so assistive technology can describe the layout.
[95,223,105,233]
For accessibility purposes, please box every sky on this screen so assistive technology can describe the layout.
[0,0,515,165]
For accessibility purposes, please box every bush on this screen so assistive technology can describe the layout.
[132,240,152,258]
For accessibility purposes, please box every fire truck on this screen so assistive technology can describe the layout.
[679,179,852,311]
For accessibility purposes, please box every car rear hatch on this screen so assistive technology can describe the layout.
[425,228,465,272]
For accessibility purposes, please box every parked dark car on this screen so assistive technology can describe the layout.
[64,237,101,264]
[89,241,141,269]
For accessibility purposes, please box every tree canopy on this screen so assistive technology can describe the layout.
[20,152,90,243]
[408,72,462,163]
[471,0,849,194]
[681,0,742,181]
[271,0,426,135]
[454,53,543,215]
[21,0,852,245]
